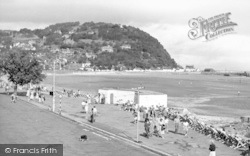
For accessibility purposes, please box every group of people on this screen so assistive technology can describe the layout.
[81,98,98,123]
[120,103,191,139]
[124,104,221,156]
[131,104,250,156]
[0,81,10,95]
[182,115,250,151]
[26,87,46,103]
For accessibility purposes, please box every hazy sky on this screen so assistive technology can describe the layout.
[1,0,250,71]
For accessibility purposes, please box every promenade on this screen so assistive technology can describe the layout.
[0,87,242,156]
[0,93,156,156]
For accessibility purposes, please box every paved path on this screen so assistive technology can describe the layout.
[29,92,241,156]
[0,94,156,156]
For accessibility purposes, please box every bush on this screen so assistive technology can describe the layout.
[245,131,250,138]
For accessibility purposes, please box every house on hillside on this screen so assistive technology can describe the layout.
[69,30,75,35]
[62,34,70,39]
[101,45,113,53]
[0,44,5,48]
[54,30,62,35]
[28,40,36,45]
[61,48,73,56]
[87,30,95,35]
[121,44,131,50]
[63,39,75,45]
[185,65,196,72]
[13,42,36,51]
[51,48,60,53]
[203,68,216,72]
[82,61,91,68]
[85,52,97,59]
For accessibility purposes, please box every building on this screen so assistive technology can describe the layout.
[101,45,113,53]
[185,65,196,72]
[137,90,167,108]
[121,44,131,50]
[82,62,91,68]
[63,39,75,45]
[203,68,215,72]
[13,42,36,51]
[54,30,62,34]
[61,48,73,56]
[85,52,97,59]
[98,88,167,108]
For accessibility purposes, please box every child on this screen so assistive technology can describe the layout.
[11,93,16,103]
[133,110,138,124]
[209,140,216,156]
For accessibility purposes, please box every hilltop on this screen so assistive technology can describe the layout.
[0,22,178,71]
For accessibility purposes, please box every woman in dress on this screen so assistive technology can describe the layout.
[183,119,189,136]
[209,140,216,156]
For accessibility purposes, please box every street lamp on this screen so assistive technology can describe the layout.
[136,89,140,143]
[52,58,62,112]
[136,85,144,143]
[52,60,56,112]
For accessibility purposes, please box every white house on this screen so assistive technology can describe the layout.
[185,65,197,72]
[121,44,131,50]
[101,45,113,53]
[98,88,167,108]
[82,62,91,68]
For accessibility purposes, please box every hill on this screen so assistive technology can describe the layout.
[0,22,178,71]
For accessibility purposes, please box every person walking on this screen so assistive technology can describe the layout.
[164,116,169,134]
[209,140,216,156]
[90,107,95,123]
[85,100,89,114]
[93,106,97,116]
[144,118,151,138]
[174,115,180,134]
[183,119,189,136]
[159,117,165,139]
[246,145,250,156]
[81,100,86,112]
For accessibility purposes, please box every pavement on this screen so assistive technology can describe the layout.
[0,87,243,156]
[0,93,157,156]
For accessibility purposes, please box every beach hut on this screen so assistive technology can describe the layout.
[137,90,168,108]
[240,116,250,123]
[98,88,135,104]
[98,88,168,108]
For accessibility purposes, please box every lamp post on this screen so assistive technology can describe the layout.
[136,88,140,143]
[136,85,144,143]
[59,94,62,115]
[52,60,56,112]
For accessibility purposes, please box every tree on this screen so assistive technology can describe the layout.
[0,50,46,94]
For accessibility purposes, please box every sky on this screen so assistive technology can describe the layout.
[0,0,250,71]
